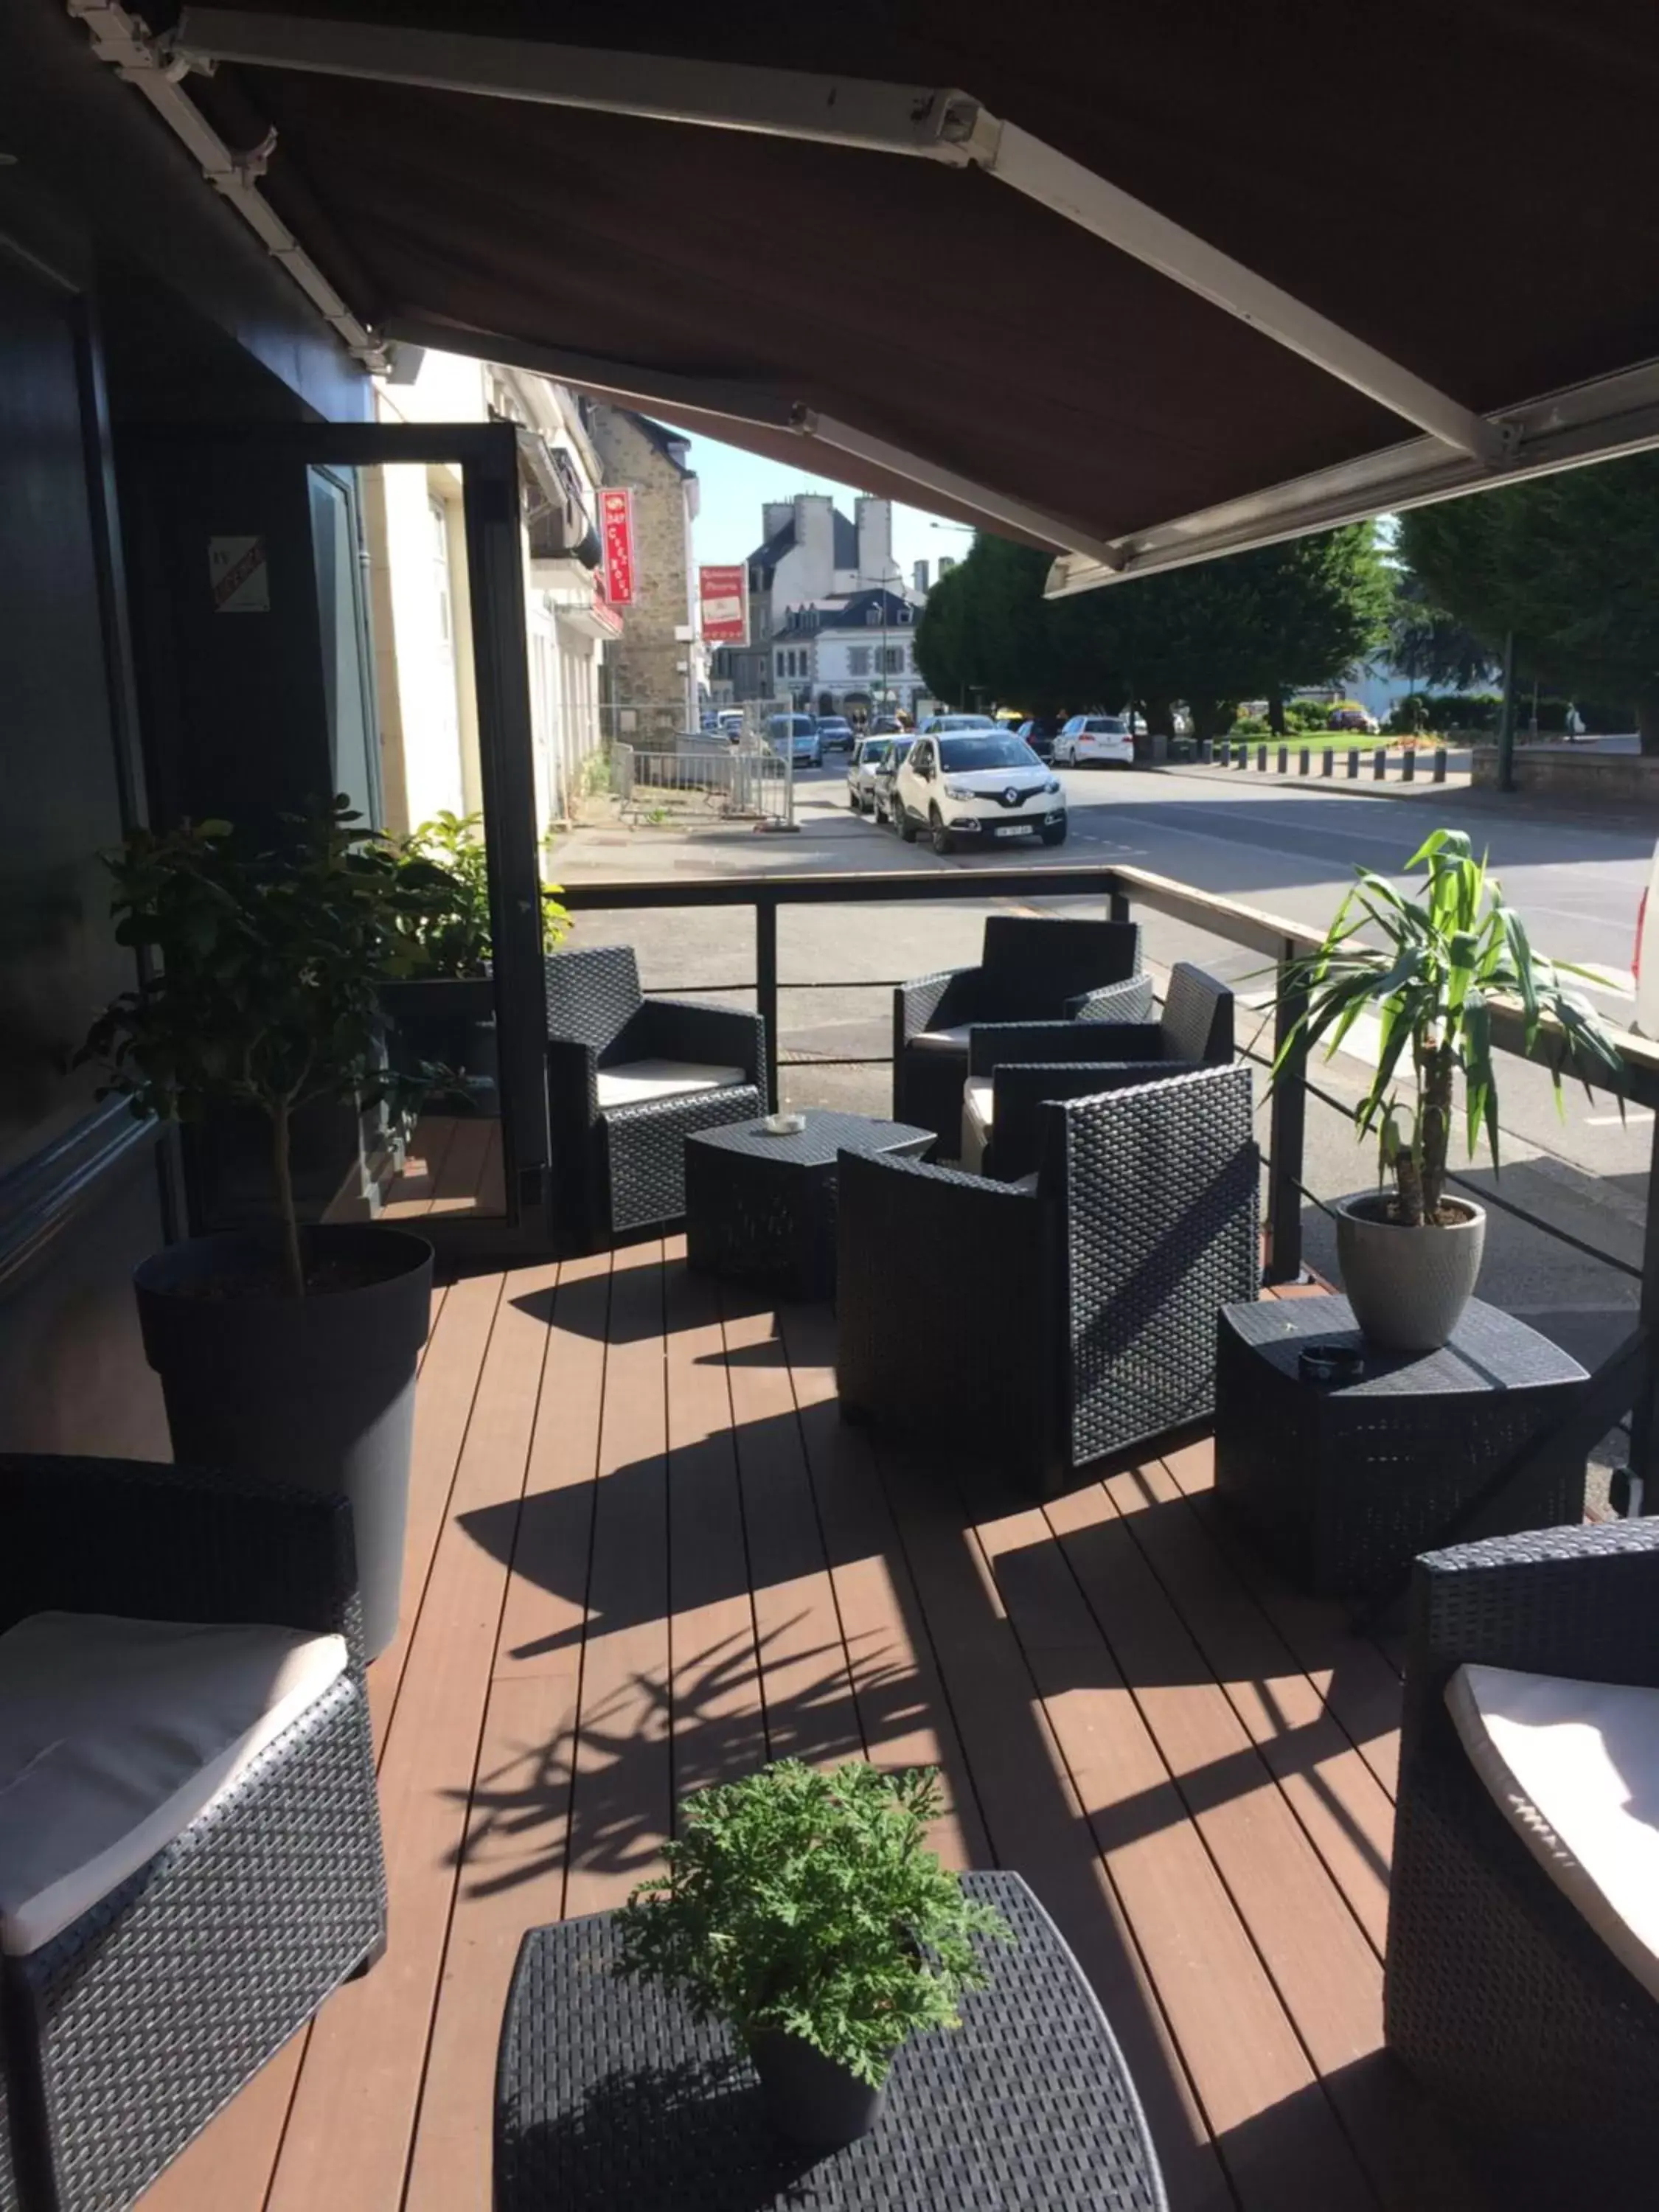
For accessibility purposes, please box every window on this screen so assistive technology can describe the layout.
[866,607,881,625]
[881,645,903,675]
[938,735,1037,771]
[776,650,786,678]
[848,645,872,676]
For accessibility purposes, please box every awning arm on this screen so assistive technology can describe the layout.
[1045,356,1659,594]
[170,10,1500,458]
[382,316,1121,563]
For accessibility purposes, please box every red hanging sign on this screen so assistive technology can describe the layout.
[599,487,636,606]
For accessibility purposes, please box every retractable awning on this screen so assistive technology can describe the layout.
[87,1,1659,591]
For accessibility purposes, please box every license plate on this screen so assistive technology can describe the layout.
[994,823,1035,838]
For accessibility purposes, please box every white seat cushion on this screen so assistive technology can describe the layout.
[596,1057,745,1110]
[1446,1661,1659,2002]
[0,1611,347,1956]
[961,1078,995,1173]
[910,1025,973,1055]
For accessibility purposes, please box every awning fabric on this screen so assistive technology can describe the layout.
[142,2,1659,585]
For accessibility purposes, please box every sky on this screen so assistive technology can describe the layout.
[682,425,971,583]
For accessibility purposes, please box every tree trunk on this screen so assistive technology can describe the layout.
[1420,1047,1455,1219]
[1638,685,1659,758]
[1188,696,1230,742]
[1267,686,1286,737]
[1144,693,1176,738]
[271,1101,306,1299]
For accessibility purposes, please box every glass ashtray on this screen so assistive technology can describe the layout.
[1299,1342,1365,1385]
[760,1112,807,1137]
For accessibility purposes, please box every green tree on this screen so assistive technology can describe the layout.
[1388,568,1495,692]
[917,524,1391,736]
[1398,455,1659,749]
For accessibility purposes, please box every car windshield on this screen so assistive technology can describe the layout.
[938,735,1038,771]
[933,714,999,731]
[883,739,914,765]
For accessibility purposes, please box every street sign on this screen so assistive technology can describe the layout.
[599,487,636,605]
[698,562,748,643]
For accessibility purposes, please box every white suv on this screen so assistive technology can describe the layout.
[1054,714,1135,767]
[894,728,1066,855]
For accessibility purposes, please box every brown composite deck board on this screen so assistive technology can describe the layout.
[379,1114,457,1220]
[144,1276,1495,2212]
[427,1115,494,1217]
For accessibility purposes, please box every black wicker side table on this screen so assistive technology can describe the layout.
[684,1109,933,1301]
[494,1871,1168,2211]
[1214,1295,1587,1596]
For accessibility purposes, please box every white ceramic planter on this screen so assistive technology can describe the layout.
[1333,1192,1486,1352]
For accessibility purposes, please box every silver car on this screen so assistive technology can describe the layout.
[870,734,915,824]
[846,735,888,814]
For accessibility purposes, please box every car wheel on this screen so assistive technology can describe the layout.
[1042,824,1067,846]
[929,808,954,857]
[898,807,919,844]
[848,789,862,810]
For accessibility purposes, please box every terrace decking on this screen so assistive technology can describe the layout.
[144,1225,1494,2212]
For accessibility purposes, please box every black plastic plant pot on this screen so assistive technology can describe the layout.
[749,2031,886,2151]
[134,1223,434,1658]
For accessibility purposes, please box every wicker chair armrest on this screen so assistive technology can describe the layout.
[0,1455,362,1654]
[895,967,980,1046]
[1406,1520,1659,1735]
[630,997,765,1082]
[1068,973,1156,1023]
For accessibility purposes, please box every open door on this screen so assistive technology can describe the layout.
[119,420,549,1249]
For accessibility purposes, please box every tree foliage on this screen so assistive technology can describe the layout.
[1397,454,1659,749]
[914,526,1391,734]
[1386,568,1495,692]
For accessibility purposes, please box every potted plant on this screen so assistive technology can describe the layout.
[81,799,440,1655]
[1277,827,1622,1352]
[616,1761,1011,2151]
[382,811,568,1105]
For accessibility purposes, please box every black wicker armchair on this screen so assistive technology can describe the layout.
[838,1062,1258,1493]
[893,916,1150,1155]
[961,964,1236,1178]
[0,1456,386,2212]
[543,945,765,1248]
[1385,1518,1659,2211]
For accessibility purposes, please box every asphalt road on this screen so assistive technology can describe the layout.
[556,759,1653,1430]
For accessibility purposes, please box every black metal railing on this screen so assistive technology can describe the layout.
[560,860,1659,1501]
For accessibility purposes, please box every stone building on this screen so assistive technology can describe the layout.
[583,404,700,734]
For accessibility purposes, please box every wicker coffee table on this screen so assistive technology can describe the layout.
[1214,1294,1588,1596]
[684,1109,933,1301]
[494,1871,1166,2211]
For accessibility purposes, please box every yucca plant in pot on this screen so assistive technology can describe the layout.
[381,812,568,1107]
[81,799,440,1655]
[1275,827,1622,1352]
[616,1761,1011,2151]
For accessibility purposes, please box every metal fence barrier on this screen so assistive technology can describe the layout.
[611,735,793,825]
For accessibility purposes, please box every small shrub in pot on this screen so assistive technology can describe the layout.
[616,1761,1011,2149]
[1275,827,1623,1349]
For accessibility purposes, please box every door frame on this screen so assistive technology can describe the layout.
[121,419,550,1251]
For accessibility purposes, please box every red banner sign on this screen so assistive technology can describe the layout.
[698,563,748,644]
[599,487,636,606]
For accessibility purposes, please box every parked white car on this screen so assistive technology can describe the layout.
[1054,714,1135,767]
[893,729,1066,855]
[1635,841,1659,1036]
[846,735,888,814]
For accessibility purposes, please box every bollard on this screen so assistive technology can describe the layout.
[1257,744,1267,771]
[1373,748,1386,779]
[1199,739,1211,765]
[1321,748,1334,777]
[1347,747,1360,779]
[1402,747,1416,782]
[1234,742,1246,768]
[1276,743,1288,773]
[1298,746,1310,775]
[1433,745,1447,783]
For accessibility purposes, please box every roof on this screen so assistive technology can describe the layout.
[139,7,1659,589]
[745,504,860,571]
[630,412,694,479]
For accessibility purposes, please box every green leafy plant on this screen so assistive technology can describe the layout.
[616,1761,1011,2088]
[82,799,435,1298]
[390,811,568,978]
[1275,828,1622,1224]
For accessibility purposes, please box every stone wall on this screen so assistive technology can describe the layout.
[585,405,695,734]
[1472,746,1659,804]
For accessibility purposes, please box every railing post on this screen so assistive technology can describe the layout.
[1433,745,1447,783]
[756,897,779,1110]
[1109,887,1133,925]
[1264,934,1307,1286]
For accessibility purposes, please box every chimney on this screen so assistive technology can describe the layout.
[912,559,930,593]
[793,493,835,591]
[855,495,892,585]
[762,500,793,544]
[939,555,957,575]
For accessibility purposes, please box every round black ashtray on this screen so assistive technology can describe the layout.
[1299,1342,1365,1385]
